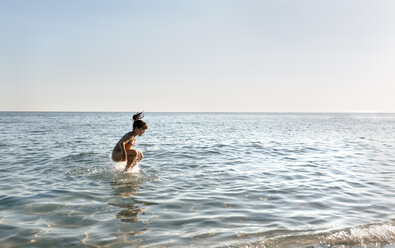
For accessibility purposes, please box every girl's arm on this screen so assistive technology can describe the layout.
[119,132,134,160]
[119,142,127,161]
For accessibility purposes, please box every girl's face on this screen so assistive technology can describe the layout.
[136,127,145,136]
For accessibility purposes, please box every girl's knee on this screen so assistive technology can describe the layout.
[127,150,137,159]
[127,150,143,162]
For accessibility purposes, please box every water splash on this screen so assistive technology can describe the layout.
[113,160,140,174]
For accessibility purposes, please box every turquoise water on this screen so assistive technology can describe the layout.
[1,112,395,248]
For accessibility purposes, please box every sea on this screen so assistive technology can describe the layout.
[1,112,395,248]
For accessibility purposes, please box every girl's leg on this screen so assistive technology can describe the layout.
[137,151,143,161]
[125,149,139,171]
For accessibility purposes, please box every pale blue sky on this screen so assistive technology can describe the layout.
[1,0,394,112]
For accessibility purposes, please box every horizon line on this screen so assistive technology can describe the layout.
[1,111,394,114]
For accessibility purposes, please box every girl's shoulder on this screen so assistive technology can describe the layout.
[122,131,134,140]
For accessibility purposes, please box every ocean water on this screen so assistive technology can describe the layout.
[1,112,395,248]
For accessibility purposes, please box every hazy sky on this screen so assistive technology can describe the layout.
[1,0,394,112]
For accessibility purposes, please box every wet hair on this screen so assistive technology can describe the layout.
[132,112,148,130]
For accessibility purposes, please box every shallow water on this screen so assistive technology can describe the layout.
[1,112,395,248]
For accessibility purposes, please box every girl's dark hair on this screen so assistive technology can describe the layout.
[132,112,148,130]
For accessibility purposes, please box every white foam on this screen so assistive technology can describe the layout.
[126,164,140,174]
[112,160,140,174]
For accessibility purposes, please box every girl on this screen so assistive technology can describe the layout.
[112,112,148,172]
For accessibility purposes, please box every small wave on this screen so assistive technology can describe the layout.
[323,221,395,247]
[223,220,395,248]
[57,152,99,165]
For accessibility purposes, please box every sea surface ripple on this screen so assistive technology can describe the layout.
[0,112,395,248]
